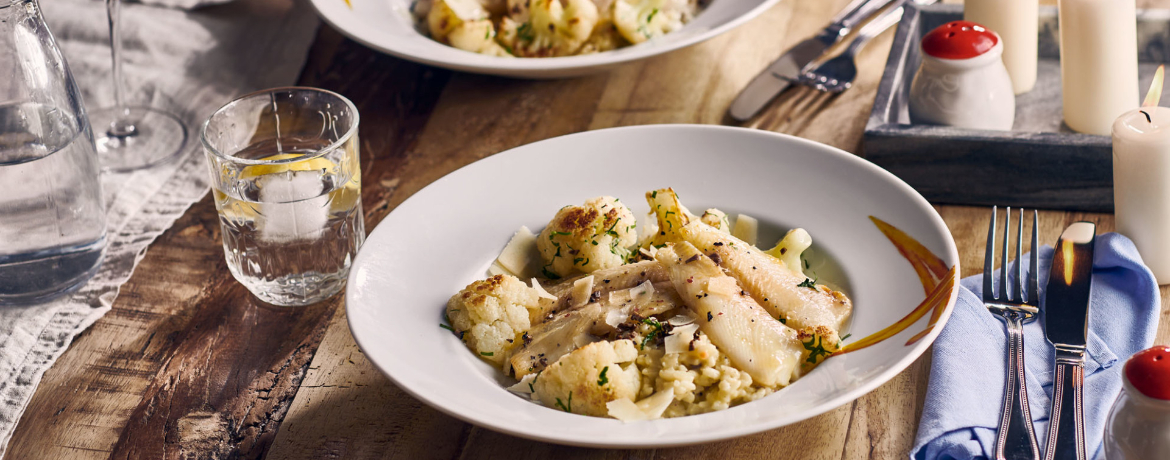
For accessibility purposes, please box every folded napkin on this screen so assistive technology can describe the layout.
[911,233,1160,460]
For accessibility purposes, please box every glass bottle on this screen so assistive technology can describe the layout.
[0,0,107,303]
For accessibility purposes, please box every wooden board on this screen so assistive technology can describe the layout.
[7,0,1169,458]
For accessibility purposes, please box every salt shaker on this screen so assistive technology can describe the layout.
[908,21,1015,131]
[1104,346,1170,460]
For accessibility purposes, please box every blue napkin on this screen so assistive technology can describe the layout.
[911,233,1160,460]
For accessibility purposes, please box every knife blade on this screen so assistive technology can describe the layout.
[1043,221,1095,460]
[727,0,896,121]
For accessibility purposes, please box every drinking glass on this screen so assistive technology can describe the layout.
[0,0,107,303]
[91,0,187,172]
[202,87,364,306]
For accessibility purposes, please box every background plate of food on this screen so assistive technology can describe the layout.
[346,124,960,447]
[309,0,781,77]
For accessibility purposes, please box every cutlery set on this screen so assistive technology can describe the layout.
[729,0,936,120]
[985,207,1096,460]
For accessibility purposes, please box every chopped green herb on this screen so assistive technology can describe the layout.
[555,392,573,413]
[797,278,817,289]
[803,258,810,269]
[597,366,609,386]
[841,333,852,341]
[641,317,665,349]
[646,7,659,22]
[591,240,599,245]
[529,371,541,392]
[778,316,787,324]
[440,323,456,332]
[517,22,535,42]
[542,267,561,280]
[802,335,832,363]
[651,191,658,198]
[480,351,494,357]
[653,243,666,249]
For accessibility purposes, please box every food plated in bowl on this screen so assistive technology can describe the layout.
[309,0,780,77]
[346,125,959,446]
[447,188,852,420]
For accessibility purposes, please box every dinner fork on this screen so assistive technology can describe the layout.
[799,3,906,92]
[984,206,1041,460]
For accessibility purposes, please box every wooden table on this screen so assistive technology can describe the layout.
[9,0,1169,458]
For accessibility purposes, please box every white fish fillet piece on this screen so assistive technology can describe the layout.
[655,243,803,387]
[539,260,669,318]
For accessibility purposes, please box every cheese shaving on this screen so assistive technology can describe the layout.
[604,306,632,328]
[666,314,696,326]
[571,275,595,308]
[608,288,632,305]
[497,225,542,278]
[629,280,655,303]
[530,278,557,300]
[488,261,515,278]
[665,323,700,354]
[732,214,759,246]
[705,277,738,296]
[606,389,675,422]
[507,373,538,396]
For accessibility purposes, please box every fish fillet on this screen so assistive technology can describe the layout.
[655,242,803,387]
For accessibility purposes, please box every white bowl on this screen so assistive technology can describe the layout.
[346,124,960,447]
[309,0,782,78]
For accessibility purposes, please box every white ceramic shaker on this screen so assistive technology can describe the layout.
[909,21,1015,131]
[1104,346,1170,459]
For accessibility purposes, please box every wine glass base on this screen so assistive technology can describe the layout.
[92,106,188,173]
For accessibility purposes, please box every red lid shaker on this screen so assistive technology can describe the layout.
[921,21,999,60]
[1104,346,1170,460]
[908,21,1015,131]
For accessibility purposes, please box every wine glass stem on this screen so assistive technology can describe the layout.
[105,0,134,137]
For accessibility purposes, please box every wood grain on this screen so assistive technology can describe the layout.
[9,0,1170,458]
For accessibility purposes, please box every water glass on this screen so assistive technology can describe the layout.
[201,87,364,306]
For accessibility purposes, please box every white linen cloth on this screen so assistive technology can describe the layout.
[0,0,319,455]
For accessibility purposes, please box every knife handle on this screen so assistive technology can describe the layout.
[1044,347,1087,460]
[823,0,898,40]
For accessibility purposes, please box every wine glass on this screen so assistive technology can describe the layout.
[90,0,187,173]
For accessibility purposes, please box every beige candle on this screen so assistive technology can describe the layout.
[1060,0,1139,135]
[965,0,1038,94]
[1114,69,1170,283]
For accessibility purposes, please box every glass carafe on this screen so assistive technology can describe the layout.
[0,0,106,303]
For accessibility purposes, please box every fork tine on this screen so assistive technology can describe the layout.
[984,206,996,299]
[1001,207,1010,301]
[1014,208,1024,303]
[1029,210,1039,304]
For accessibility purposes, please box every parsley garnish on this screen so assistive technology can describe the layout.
[641,318,665,349]
[541,267,561,280]
[778,316,787,324]
[797,278,817,289]
[841,334,852,341]
[550,231,571,238]
[517,22,535,42]
[529,371,541,393]
[480,351,494,357]
[802,335,832,364]
[555,392,573,413]
[651,191,658,198]
[647,7,659,22]
[597,366,609,386]
[440,324,455,332]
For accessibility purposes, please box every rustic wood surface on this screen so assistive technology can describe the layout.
[7,0,1169,458]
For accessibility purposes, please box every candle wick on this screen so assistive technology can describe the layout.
[1141,110,1153,123]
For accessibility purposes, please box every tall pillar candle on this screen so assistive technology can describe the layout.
[1113,107,1170,283]
[964,0,1038,94]
[1059,0,1139,135]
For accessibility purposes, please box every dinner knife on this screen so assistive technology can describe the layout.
[1043,222,1096,460]
[727,0,897,121]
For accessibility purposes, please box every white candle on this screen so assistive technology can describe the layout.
[1059,0,1139,135]
[1113,106,1170,284]
[964,0,1038,94]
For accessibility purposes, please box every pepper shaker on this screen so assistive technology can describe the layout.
[1104,346,1170,460]
[908,21,1015,131]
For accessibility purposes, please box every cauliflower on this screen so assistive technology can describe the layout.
[449,20,514,57]
[699,208,730,232]
[497,0,599,57]
[764,228,812,274]
[534,339,641,416]
[613,0,693,44]
[428,0,491,42]
[446,274,550,366]
[578,20,627,54]
[537,196,637,278]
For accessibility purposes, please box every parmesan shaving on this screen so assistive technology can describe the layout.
[629,280,655,303]
[530,278,557,300]
[664,323,700,354]
[606,389,675,422]
[666,313,696,326]
[608,288,632,306]
[507,373,538,397]
[497,226,542,278]
[732,214,759,246]
[637,215,659,245]
[488,261,515,277]
[605,307,632,328]
[571,275,595,308]
[705,277,738,296]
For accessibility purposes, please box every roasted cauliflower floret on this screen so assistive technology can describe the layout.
[613,0,693,44]
[446,274,549,366]
[428,0,491,42]
[498,0,599,57]
[699,208,730,232]
[537,196,637,278]
[534,339,641,416]
[449,20,514,57]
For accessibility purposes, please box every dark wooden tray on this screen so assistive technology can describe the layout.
[863,4,1170,212]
